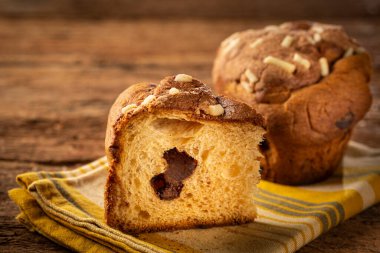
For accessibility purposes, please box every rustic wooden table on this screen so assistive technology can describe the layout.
[0,18,379,252]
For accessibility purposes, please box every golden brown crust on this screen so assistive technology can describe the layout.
[213,21,372,185]
[110,213,254,234]
[104,75,264,232]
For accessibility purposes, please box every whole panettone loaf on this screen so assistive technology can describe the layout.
[105,74,265,233]
[212,21,372,185]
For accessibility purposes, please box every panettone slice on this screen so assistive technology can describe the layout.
[105,74,265,233]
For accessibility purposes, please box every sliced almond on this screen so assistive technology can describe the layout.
[174,74,193,82]
[313,33,322,42]
[249,38,264,49]
[241,81,253,93]
[265,25,278,31]
[319,57,329,77]
[169,87,180,95]
[313,26,324,33]
[206,104,225,116]
[121,104,138,114]
[281,35,294,48]
[344,48,354,57]
[355,47,366,54]
[263,56,296,73]
[141,94,156,106]
[293,53,311,69]
[223,38,240,54]
[306,36,316,45]
[244,69,258,84]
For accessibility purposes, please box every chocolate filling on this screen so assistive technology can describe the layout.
[259,138,270,152]
[150,148,197,200]
[335,112,355,129]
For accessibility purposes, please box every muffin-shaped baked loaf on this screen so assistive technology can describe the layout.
[213,21,372,185]
[105,74,265,233]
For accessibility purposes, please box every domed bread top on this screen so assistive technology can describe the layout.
[212,21,370,104]
[106,74,265,161]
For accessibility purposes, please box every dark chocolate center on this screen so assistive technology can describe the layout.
[150,148,197,200]
[259,138,270,152]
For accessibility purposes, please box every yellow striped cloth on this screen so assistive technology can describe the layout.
[8,141,380,253]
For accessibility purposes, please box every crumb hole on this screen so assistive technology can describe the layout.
[139,210,151,219]
[229,164,241,177]
[201,149,210,161]
[134,178,141,188]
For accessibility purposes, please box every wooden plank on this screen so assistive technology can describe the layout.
[0,217,69,253]
[0,0,378,19]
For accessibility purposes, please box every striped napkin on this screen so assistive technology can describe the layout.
[8,141,380,253]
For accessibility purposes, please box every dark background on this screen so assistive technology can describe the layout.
[0,0,379,19]
[0,0,379,252]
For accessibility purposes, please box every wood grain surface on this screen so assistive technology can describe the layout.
[0,18,379,252]
[0,0,379,20]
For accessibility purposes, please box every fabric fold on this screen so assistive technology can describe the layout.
[8,141,380,253]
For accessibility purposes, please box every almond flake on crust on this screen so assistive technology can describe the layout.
[174,74,193,82]
[319,57,329,77]
[241,81,254,93]
[313,33,322,42]
[355,47,366,54]
[281,35,294,48]
[169,87,180,95]
[313,26,324,33]
[293,53,311,69]
[206,104,225,116]
[141,94,156,106]
[265,25,278,31]
[344,48,354,57]
[244,69,258,84]
[223,38,240,54]
[249,38,264,48]
[307,36,316,45]
[121,104,138,114]
[263,56,296,73]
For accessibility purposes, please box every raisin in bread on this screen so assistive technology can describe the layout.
[105,74,265,233]
[212,21,372,185]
